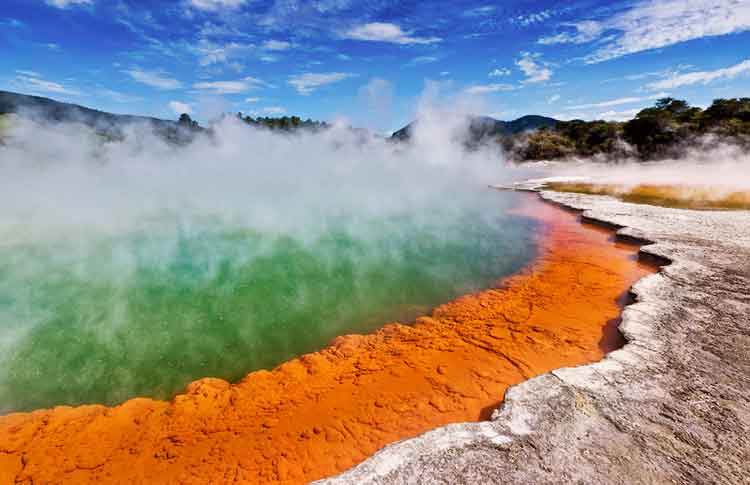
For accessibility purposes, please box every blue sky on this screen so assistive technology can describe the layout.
[2,0,750,132]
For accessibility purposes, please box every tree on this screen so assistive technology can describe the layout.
[520,130,575,160]
[655,97,690,114]
[178,113,198,129]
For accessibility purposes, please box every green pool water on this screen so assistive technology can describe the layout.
[0,191,537,412]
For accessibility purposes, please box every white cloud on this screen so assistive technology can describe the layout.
[548,94,561,104]
[513,9,554,26]
[516,53,552,84]
[440,71,450,76]
[125,69,182,90]
[169,101,192,115]
[193,41,253,67]
[262,106,286,115]
[189,0,246,11]
[245,97,261,103]
[464,83,515,95]
[408,56,438,66]
[463,6,496,17]
[646,60,750,89]
[538,21,603,45]
[193,76,265,94]
[596,108,641,121]
[586,0,750,63]
[260,55,278,63]
[342,23,441,45]
[15,70,41,78]
[568,92,669,110]
[262,40,292,51]
[14,71,80,96]
[488,68,511,77]
[46,0,91,8]
[288,72,354,95]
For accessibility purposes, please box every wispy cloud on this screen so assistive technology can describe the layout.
[189,0,246,11]
[288,72,354,95]
[192,41,253,66]
[125,68,182,90]
[46,0,92,8]
[464,83,515,95]
[193,76,265,94]
[646,60,750,89]
[488,68,511,77]
[516,53,552,84]
[462,6,496,17]
[567,92,669,110]
[548,94,561,104]
[596,108,641,121]
[13,71,80,96]
[342,23,441,45]
[583,0,750,63]
[15,70,41,78]
[262,106,286,115]
[538,21,603,45]
[262,40,292,51]
[245,97,261,103]
[512,9,555,26]
[407,56,439,66]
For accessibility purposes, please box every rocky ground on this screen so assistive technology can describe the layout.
[320,186,750,484]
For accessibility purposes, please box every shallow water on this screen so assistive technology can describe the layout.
[0,190,537,412]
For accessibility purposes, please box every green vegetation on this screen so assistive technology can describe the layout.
[544,182,750,210]
[236,112,328,131]
[178,113,200,129]
[507,97,750,162]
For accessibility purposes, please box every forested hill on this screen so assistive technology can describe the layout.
[505,97,750,162]
[391,115,558,142]
[0,90,330,141]
[0,90,197,139]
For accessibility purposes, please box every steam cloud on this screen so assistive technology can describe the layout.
[537,137,750,194]
[0,97,536,412]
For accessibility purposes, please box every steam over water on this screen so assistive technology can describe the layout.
[0,114,537,412]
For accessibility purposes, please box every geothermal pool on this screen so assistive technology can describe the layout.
[0,190,538,412]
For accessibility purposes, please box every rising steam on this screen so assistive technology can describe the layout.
[0,97,538,412]
[538,136,750,194]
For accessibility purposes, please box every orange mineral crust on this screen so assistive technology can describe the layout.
[0,194,655,485]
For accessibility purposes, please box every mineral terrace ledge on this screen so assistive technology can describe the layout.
[319,186,750,484]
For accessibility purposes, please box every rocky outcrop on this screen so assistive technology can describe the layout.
[320,188,750,484]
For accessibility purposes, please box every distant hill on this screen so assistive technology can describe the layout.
[391,115,558,142]
[0,90,200,142]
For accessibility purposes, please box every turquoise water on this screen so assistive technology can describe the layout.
[0,190,537,412]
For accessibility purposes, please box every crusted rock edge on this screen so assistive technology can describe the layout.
[317,189,750,484]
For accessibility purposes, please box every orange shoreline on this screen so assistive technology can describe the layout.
[0,193,656,485]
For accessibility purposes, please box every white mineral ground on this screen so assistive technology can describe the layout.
[320,181,750,484]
